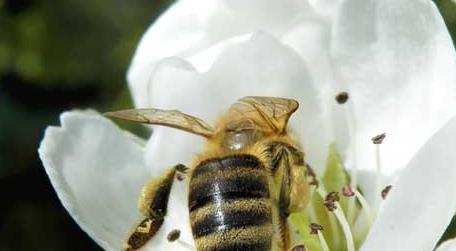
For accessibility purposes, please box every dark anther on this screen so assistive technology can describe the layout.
[324,192,340,211]
[372,133,386,144]
[335,91,349,104]
[381,185,392,200]
[167,229,181,242]
[291,244,307,251]
[326,191,340,202]
[175,164,189,173]
[310,223,324,234]
[342,185,355,197]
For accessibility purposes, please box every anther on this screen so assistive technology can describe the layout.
[381,185,392,200]
[371,133,386,144]
[175,164,189,173]
[335,91,349,104]
[342,185,355,197]
[326,191,340,202]
[310,223,324,235]
[167,229,181,242]
[291,244,306,251]
[324,192,340,211]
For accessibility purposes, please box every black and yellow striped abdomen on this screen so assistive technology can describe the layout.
[189,154,273,251]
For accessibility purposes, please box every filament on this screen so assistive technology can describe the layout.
[374,144,383,212]
[176,239,194,251]
[332,205,355,251]
[354,190,374,227]
[345,103,358,223]
[317,231,331,251]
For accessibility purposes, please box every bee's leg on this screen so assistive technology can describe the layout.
[266,142,309,251]
[124,164,188,251]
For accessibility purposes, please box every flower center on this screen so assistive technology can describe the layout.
[288,92,392,251]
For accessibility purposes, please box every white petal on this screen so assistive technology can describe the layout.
[436,238,456,251]
[39,111,195,251]
[127,0,312,108]
[145,32,331,173]
[282,18,351,155]
[38,111,150,250]
[307,0,344,19]
[332,0,456,181]
[359,116,456,251]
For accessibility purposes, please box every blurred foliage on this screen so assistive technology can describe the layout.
[0,0,455,250]
[436,0,456,47]
[0,0,171,88]
[0,0,169,250]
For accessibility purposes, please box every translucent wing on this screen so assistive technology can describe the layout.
[226,96,299,134]
[105,108,215,138]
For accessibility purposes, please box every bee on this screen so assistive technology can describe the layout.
[105,96,311,251]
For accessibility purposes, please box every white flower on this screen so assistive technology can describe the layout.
[38,0,456,251]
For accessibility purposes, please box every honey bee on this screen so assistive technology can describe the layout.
[105,96,311,251]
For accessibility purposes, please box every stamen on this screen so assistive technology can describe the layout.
[310,223,330,251]
[372,133,386,210]
[166,229,194,251]
[381,185,392,200]
[335,92,358,222]
[318,189,355,251]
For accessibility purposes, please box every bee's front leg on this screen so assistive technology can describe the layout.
[124,164,188,251]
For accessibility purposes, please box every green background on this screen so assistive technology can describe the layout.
[0,0,455,250]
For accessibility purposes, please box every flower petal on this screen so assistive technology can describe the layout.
[145,33,331,173]
[332,0,456,181]
[127,0,312,108]
[39,111,195,251]
[38,111,152,250]
[436,238,456,251]
[359,116,456,251]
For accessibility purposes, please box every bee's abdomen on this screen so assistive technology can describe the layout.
[189,155,272,251]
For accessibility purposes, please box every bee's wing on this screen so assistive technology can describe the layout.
[105,108,215,138]
[228,96,299,133]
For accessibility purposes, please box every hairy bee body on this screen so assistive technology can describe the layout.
[105,96,311,251]
[189,154,273,251]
